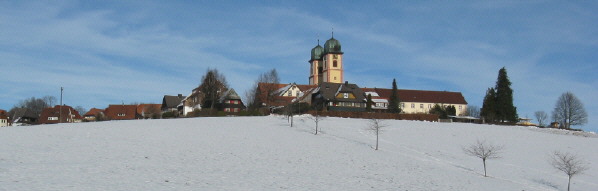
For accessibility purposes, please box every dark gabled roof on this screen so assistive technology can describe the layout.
[361,88,468,105]
[221,88,241,101]
[318,82,365,102]
[162,94,186,109]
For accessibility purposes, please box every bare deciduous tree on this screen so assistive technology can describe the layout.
[552,92,587,129]
[466,105,481,118]
[246,69,280,111]
[74,106,87,116]
[198,68,228,112]
[308,110,324,135]
[534,111,548,127]
[550,151,589,191]
[368,118,387,150]
[463,140,504,177]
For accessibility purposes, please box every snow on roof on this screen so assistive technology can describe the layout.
[274,84,292,96]
[372,99,388,103]
[364,92,379,97]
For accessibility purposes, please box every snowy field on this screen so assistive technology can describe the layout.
[1,115,596,190]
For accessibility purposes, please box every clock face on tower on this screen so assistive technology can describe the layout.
[333,55,338,59]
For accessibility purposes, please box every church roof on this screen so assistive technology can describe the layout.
[310,44,324,61]
[323,37,342,54]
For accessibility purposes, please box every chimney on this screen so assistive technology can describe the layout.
[345,81,349,85]
[178,94,183,98]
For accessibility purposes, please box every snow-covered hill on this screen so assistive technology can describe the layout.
[1,115,596,190]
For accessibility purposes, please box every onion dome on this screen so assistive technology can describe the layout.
[323,37,342,54]
[311,44,324,61]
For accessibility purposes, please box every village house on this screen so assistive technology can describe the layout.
[83,108,104,121]
[38,105,83,124]
[9,108,38,125]
[137,104,162,119]
[162,94,186,113]
[104,104,138,120]
[180,88,202,116]
[219,89,246,113]
[256,82,317,110]
[312,81,366,111]
[0,109,9,127]
[362,88,468,116]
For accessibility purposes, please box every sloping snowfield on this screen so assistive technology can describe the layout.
[1,115,596,190]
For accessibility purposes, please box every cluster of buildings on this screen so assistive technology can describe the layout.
[0,34,470,127]
[255,35,468,115]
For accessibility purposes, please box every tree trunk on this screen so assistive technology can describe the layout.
[375,129,379,150]
[483,159,487,177]
[568,175,571,191]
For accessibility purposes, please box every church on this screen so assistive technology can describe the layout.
[257,34,469,115]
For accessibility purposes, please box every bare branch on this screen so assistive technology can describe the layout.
[463,139,504,177]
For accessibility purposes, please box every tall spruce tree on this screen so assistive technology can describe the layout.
[366,94,373,112]
[481,88,497,123]
[494,67,518,122]
[387,79,401,113]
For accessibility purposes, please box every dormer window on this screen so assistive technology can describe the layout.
[343,93,349,98]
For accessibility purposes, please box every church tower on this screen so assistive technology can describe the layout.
[309,40,324,85]
[309,33,343,85]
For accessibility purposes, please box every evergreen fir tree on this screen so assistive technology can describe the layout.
[430,104,448,119]
[387,79,401,113]
[446,105,456,116]
[366,94,373,112]
[481,87,497,123]
[494,67,518,122]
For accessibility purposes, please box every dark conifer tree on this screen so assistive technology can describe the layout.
[387,79,401,113]
[446,105,456,116]
[481,88,497,123]
[494,67,518,122]
[366,94,373,112]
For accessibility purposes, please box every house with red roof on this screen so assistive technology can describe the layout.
[362,87,468,116]
[104,104,138,120]
[39,105,83,124]
[137,104,162,119]
[256,82,317,109]
[0,109,9,127]
[83,108,105,121]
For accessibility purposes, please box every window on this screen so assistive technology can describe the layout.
[401,103,405,108]
[343,93,349,98]
[225,108,230,112]
[411,103,415,108]
[48,117,58,121]
[420,104,424,109]
[428,104,432,109]
[287,91,292,96]
[459,105,462,111]
[118,113,125,117]
[234,108,239,112]
[333,60,338,67]
[296,91,300,96]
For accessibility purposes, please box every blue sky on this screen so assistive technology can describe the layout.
[1,1,597,132]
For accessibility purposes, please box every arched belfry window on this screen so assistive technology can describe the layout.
[333,60,338,68]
